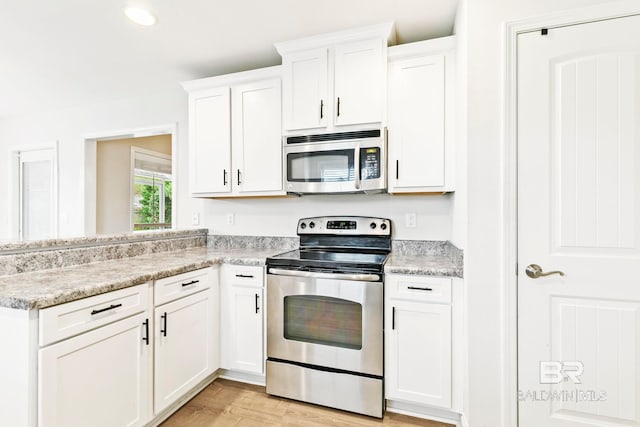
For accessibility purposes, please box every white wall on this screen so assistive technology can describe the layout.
[464,0,622,426]
[452,1,469,426]
[0,87,192,239]
[0,84,455,242]
[198,193,453,239]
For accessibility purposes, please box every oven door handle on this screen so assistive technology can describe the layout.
[268,268,380,282]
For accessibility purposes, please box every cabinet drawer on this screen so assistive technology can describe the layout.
[386,275,451,304]
[39,283,149,347]
[154,267,213,306]
[223,265,263,287]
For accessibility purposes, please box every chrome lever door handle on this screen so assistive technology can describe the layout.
[525,264,565,279]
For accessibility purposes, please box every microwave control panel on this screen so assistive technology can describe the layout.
[360,147,381,180]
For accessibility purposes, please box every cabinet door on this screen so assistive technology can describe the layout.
[39,312,151,427]
[189,87,231,195]
[154,289,215,414]
[333,39,385,127]
[385,300,451,409]
[388,54,446,191]
[282,48,328,131]
[231,286,263,374]
[232,78,283,194]
[221,272,264,375]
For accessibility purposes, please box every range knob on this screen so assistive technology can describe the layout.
[370,222,377,229]
[300,222,307,229]
[309,221,316,229]
[380,223,388,230]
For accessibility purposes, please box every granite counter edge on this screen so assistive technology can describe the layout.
[384,264,463,278]
[2,259,217,311]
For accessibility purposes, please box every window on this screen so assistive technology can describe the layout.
[132,171,172,230]
[131,148,172,231]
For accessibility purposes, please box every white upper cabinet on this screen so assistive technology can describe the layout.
[387,36,456,193]
[189,87,231,195]
[333,39,385,126]
[232,78,283,194]
[183,67,284,198]
[277,23,394,133]
[282,48,329,130]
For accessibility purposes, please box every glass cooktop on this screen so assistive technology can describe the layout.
[266,249,389,274]
[273,249,387,264]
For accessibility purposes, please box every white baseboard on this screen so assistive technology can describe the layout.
[218,369,266,386]
[386,399,462,426]
[146,372,218,427]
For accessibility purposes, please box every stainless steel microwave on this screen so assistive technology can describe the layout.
[284,129,387,194]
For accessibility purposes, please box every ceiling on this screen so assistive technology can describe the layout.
[0,0,458,119]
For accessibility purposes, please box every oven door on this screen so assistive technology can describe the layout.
[266,270,383,376]
[284,140,386,194]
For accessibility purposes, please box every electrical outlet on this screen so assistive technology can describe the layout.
[226,213,235,225]
[191,212,199,226]
[405,213,417,228]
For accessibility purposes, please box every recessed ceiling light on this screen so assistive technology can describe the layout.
[124,6,157,26]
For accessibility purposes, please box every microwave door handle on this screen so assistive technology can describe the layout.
[354,144,361,190]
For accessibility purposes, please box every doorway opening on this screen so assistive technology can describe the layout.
[84,123,177,236]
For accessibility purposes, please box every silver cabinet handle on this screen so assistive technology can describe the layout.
[525,264,565,279]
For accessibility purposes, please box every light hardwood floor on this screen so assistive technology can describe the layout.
[161,379,453,427]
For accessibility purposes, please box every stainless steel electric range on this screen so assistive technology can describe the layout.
[265,216,391,418]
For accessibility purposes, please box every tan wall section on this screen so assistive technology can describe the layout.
[96,134,171,235]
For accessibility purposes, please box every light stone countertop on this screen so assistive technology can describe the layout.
[0,245,462,310]
[384,253,463,278]
[0,247,287,310]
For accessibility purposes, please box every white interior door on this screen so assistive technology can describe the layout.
[18,148,57,240]
[518,15,640,427]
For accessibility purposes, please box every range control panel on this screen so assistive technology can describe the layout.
[297,216,391,236]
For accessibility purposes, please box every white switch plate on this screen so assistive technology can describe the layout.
[226,213,235,225]
[191,212,199,226]
[405,213,417,228]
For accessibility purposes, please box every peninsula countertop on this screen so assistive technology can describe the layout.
[0,247,280,310]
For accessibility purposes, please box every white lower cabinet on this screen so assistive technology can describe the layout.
[38,288,151,427]
[220,264,264,375]
[154,287,217,414]
[385,274,452,409]
[36,267,219,427]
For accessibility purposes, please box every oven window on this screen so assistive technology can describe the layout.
[283,295,362,350]
[287,150,355,182]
